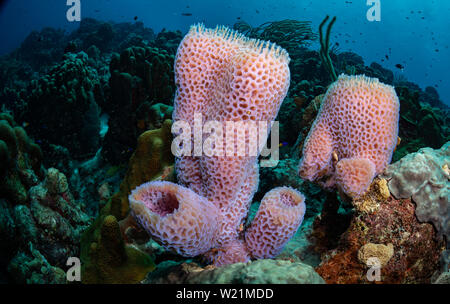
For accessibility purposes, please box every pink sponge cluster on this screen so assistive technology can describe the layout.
[245,187,306,259]
[129,24,306,266]
[298,74,400,197]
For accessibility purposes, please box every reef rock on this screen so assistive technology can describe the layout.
[146,259,324,284]
[314,177,444,284]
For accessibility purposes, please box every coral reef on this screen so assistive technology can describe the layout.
[102,46,175,164]
[110,120,174,220]
[393,86,449,161]
[20,52,102,159]
[318,16,337,82]
[314,178,444,283]
[1,16,449,285]
[383,142,449,272]
[80,122,174,283]
[0,114,91,283]
[8,243,67,284]
[129,24,307,267]
[12,27,67,70]
[233,19,317,56]
[153,29,183,54]
[298,74,400,198]
[0,113,43,204]
[80,214,155,284]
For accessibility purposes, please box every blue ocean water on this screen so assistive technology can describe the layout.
[0,0,449,105]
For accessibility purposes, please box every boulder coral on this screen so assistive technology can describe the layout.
[0,114,91,283]
[129,24,307,266]
[20,52,102,159]
[102,46,175,164]
[298,74,400,198]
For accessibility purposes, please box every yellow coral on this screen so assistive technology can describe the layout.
[80,122,174,284]
[110,120,174,220]
[353,177,391,213]
[358,243,394,267]
[81,215,155,284]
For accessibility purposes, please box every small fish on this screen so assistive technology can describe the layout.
[385,54,389,60]
[255,9,260,14]
[22,122,29,128]
[395,63,404,70]
[181,12,192,16]
[236,16,241,20]
[134,16,138,20]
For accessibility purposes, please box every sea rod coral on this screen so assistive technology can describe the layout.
[128,24,307,266]
[298,74,400,198]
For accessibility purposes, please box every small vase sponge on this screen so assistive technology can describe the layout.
[129,181,220,257]
[245,187,306,259]
[298,74,399,198]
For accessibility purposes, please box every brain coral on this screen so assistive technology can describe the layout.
[298,74,400,197]
[129,24,306,266]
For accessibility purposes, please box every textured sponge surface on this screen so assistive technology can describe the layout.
[129,181,220,257]
[245,187,306,259]
[173,24,290,124]
[299,74,399,197]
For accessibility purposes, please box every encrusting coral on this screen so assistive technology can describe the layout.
[298,74,400,198]
[382,141,449,273]
[314,177,444,284]
[128,24,307,266]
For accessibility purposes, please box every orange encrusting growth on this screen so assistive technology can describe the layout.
[298,74,399,198]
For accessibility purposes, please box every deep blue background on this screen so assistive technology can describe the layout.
[0,0,449,104]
